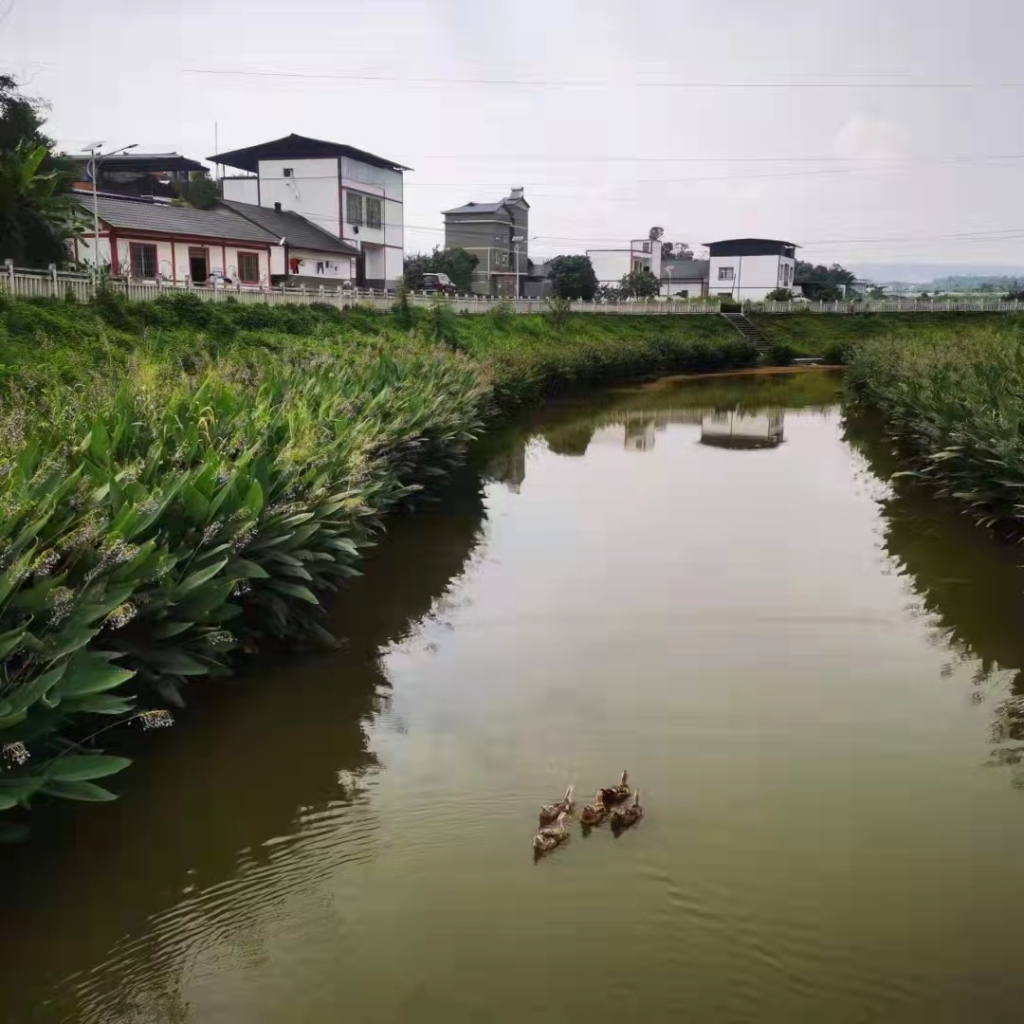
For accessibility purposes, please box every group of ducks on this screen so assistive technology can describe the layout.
[532,771,643,856]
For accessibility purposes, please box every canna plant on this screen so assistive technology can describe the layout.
[1,342,485,834]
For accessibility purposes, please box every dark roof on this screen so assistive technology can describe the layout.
[69,152,206,174]
[219,200,359,256]
[443,200,507,215]
[661,259,709,281]
[208,134,410,174]
[443,190,528,216]
[75,191,277,243]
[704,238,799,257]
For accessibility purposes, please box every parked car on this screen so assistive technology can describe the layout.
[421,272,457,295]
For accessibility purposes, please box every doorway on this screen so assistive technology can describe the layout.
[188,247,209,284]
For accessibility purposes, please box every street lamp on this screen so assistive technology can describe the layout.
[511,234,538,299]
[85,142,137,285]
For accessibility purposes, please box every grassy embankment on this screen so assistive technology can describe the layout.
[751,311,1024,363]
[0,296,758,835]
[844,319,1024,541]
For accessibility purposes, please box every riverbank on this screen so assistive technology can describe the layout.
[0,296,759,834]
[845,320,1024,541]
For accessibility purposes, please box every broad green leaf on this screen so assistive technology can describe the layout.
[43,754,132,782]
[70,693,135,715]
[9,663,66,713]
[59,651,135,697]
[181,484,211,523]
[176,557,228,596]
[0,793,19,811]
[40,779,118,802]
[267,580,320,605]
[243,479,264,516]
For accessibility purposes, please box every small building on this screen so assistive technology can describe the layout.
[212,134,409,290]
[221,200,359,288]
[72,192,357,288]
[660,258,709,299]
[69,151,208,199]
[700,410,785,450]
[442,188,530,296]
[586,238,662,290]
[705,238,798,302]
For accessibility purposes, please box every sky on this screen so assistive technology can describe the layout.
[4,0,1024,278]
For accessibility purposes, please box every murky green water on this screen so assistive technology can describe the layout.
[4,370,1024,1023]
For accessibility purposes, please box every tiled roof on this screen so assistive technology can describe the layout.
[77,192,276,243]
[209,134,410,173]
[219,200,359,256]
[442,201,508,215]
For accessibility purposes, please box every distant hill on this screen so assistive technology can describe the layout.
[849,263,1024,286]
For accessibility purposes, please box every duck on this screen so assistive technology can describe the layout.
[579,792,608,827]
[532,811,570,855]
[538,786,574,827]
[599,770,630,807]
[610,790,643,833]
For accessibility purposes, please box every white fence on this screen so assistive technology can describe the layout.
[0,266,720,316]
[3,266,1024,316]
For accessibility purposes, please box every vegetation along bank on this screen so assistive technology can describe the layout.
[844,318,1024,542]
[0,295,766,839]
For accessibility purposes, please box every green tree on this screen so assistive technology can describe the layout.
[0,141,80,266]
[619,268,660,299]
[0,76,76,268]
[548,254,598,300]
[174,172,220,210]
[794,261,856,301]
[403,246,479,292]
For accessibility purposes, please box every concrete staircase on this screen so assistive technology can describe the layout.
[720,311,766,347]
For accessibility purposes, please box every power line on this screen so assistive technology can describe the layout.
[183,67,1024,89]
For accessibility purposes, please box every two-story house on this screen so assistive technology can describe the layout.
[586,238,663,290]
[705,238,798,301]
[212,134,409,290]
[442,187,529,296]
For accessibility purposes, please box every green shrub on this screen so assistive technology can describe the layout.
[768,340,796,366]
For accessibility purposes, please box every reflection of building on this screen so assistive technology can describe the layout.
[700,410,785,449]
[624,419,657,451]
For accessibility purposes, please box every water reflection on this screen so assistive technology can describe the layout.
[700,410,785,450]
[845,414,1024,785]
[0,475,487,1024]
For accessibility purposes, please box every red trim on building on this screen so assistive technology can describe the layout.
[221,244,227,278]
[171,239,177,283]
[108,231,119,275]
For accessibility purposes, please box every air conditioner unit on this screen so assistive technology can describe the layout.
[283,168,293,178]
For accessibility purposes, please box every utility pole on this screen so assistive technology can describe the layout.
[85,142,137,287]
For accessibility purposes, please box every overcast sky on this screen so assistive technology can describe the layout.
[5,0,1024,275]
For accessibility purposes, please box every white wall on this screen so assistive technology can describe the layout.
[661,276,706,298]
[587,249,630,285]
[363,244,386,282]
[258,158,340,237]
[287,247,353,280]
[270,244,286,276]
[222,177,259,204]
[385,246,404,285]
[74,234,112,269]
[384,198,404,249]
[709,253,796,300]
[341,158,403,202]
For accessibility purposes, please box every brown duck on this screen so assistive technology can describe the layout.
[610,790,643,833]
[600,770,630,807]
[538,786,574,827]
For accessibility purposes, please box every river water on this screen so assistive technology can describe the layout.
[4,370,1024,1023]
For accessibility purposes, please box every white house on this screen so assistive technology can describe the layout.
[706,239,798,302]
[214,134,409,290]
[586,238,662,289]
[72,191,360,289]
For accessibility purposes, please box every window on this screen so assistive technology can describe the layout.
[642,242,651,253]
[718,266,735,281]
[129,242,157,279]
[238,252,260,284]
[346,191,363,227]
[366,197,382,229]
